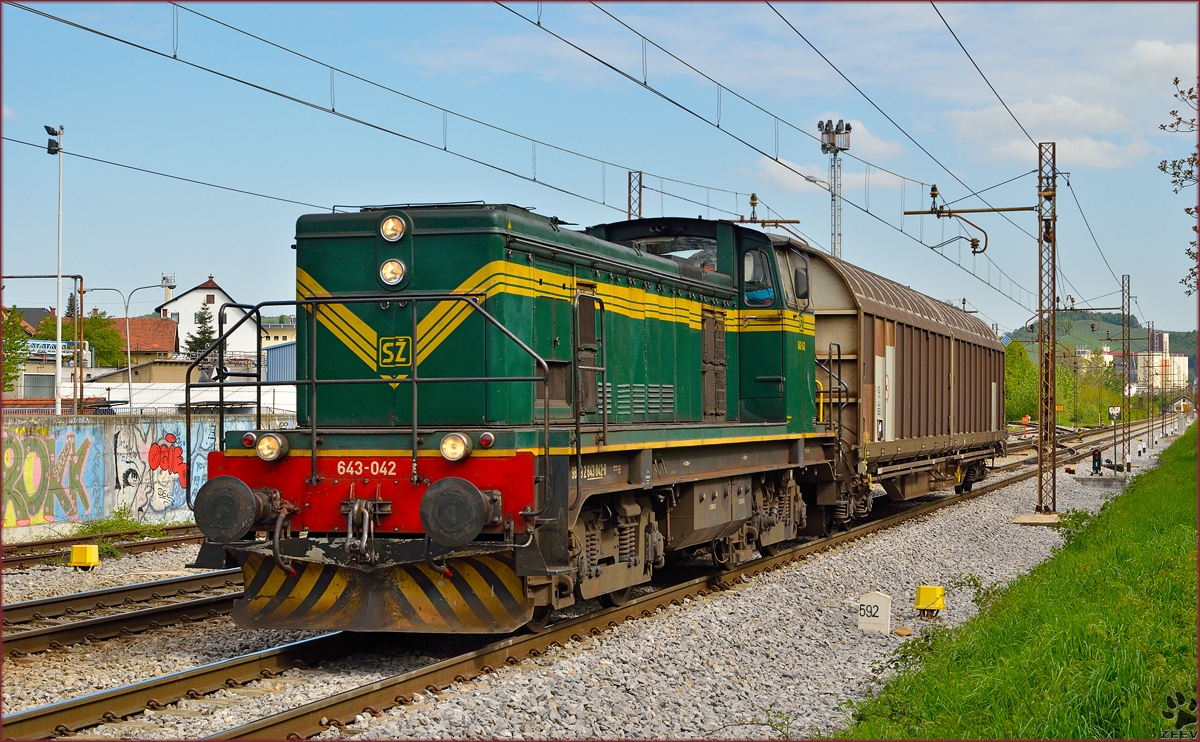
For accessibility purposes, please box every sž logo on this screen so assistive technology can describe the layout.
[378,336,412,368]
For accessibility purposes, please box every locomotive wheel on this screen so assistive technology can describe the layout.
[599,586,633,607]
[759,541,781,557]
[522,605,554,634]
[954,484,964,495]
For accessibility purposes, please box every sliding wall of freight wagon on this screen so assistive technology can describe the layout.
[799,244,1005,469]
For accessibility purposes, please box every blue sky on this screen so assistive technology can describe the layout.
[3,2,1197,334]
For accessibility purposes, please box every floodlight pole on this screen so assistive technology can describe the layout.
[49,125,64,415]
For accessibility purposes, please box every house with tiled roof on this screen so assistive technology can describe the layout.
[114,317,179,363]
[155,275,265,358]
[1,305,38,336]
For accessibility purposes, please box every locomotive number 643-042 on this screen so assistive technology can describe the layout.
[335,460,399,477]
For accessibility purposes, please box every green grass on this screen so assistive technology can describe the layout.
[69,505,166,540]
[840,424,1198,739]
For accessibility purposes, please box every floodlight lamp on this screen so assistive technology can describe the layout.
[45,125,58,136]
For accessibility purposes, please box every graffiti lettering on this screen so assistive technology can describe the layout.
[3,428,100,527]
[148,433,187,480]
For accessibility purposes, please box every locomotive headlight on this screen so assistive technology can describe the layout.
[255,432,289,462]
[439,433,472,461]
[379,259,406,286]
[380,216,406,242]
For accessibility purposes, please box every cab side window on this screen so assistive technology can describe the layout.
[742,250,776,307]
[776,249,797,308]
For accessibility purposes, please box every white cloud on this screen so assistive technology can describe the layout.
[1125,39,1198,79]
[2,104,13,119]
[982,136,1155,170]
[945,95,1158,168]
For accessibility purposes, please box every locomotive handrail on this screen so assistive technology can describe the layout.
[814,341,849,478]
[572,292,608,511]
[184,294,551,514]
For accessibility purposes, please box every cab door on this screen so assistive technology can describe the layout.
[775,247,817,434]
[738,245,785,422]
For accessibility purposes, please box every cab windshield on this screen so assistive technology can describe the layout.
[742,249,775,307]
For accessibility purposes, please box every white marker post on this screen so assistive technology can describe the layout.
[857,591,892,633]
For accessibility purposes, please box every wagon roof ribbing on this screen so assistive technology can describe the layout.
[770,235,1002,349]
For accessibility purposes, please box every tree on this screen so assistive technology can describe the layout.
[185,303,217,356]
[1158,76,1198,295]
[33,310,126,367]
[2,307,30,392]
[1004,341,1038,421]
[64,292,77,319]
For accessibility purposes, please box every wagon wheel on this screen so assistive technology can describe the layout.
[599,586,632,608]
[522,605,554,634]
[759,541,781,557]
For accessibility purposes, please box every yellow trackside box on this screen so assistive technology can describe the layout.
[68,544,101,568]
[914,585,945,611]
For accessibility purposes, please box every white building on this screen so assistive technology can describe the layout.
[156,275,264,358]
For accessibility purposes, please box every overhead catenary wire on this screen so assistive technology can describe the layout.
[499,2,1037,311]
[2,136,337,211]
[766,2,1038,245]
[10,2,765,222]
[588,1,929,191]
[929,2,1123,307]
[944,170,1035,205]
[930,2,1036,147]
[1064,178,1123,287]
[169,3,757,209]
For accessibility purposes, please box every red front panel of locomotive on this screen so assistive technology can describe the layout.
[207,451,536,535]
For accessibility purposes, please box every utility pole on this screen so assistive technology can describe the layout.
[818,119,850,259]
[1121,275,1131,471]
[46,124,64,415]
[627,171,643,220]
[1035,142,1057,513]
[1147,320,1156,445]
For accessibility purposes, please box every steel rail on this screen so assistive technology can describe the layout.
[1,633,360,740]
[992,418,1158,473]
[211,423,1165,740]
[3,592,239,657]
[2,524,200,557]
[2,569,241,625]
[2,534,207,571]
[7,419,1172,740]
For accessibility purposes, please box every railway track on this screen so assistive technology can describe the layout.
[3,570,242,657]
[4,419,1172,741]
[3,525,203,571]
[992,418,1159,473]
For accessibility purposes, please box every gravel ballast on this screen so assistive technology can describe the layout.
[2,431,1177,738]
[3,544,214,604]
[308,436,1171,740]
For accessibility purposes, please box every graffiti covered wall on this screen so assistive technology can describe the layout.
[2,414,292,541]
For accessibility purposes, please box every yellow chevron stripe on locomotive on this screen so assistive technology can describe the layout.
[232,550,534,633]
[297,261,812,377]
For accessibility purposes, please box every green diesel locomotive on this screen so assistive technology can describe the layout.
[190,203,1004,633]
